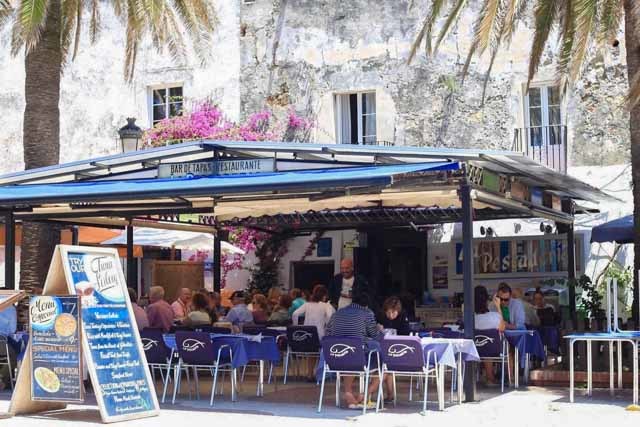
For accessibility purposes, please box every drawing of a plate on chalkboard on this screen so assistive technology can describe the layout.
[55,313,77,337]
[34,367,61,393]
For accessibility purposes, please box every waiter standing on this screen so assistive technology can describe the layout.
[329,258,370,309]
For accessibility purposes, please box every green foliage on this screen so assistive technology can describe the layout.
[602,263,633,315]
[247,231,293,295]
[576,274,605,319]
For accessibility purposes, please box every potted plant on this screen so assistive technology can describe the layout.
[577,275,606,330]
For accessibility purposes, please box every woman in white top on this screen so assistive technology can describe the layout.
[474,286,505,385]
[292,284,335,381]
[292,285,335,339]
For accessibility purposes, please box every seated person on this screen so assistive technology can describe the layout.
[533,288,557,326]
[224,291,254,333]
[184,292,212,326]
[0,303,16,390]
[146,286,174,332]
[326,291,381,409]
[376,296,410,336]
[268,295,292,326]
[474,286,505,385]
[128,288,149,331]
[512,288,540,328]
[251,294,269,325]
[490,282,526,330]
[171,288,193,321]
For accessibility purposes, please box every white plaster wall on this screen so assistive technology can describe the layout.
[0,0,240,174]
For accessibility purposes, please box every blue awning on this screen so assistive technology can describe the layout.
[0,162,459,206]
[591,215,633,244]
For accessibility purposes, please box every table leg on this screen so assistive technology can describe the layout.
[617,340,623,389]
[609,340,614,395]
[570,339,574,403]
[633,341,638,405]
[457,355,463,404]
[439,363,445,411]
[587,341,593,396]
[513,345,520,389]
[257,361,264,397]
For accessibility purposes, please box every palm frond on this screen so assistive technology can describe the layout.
[59,0,80,64]
[0,0,13,27]
[526,0,557,88]
[556,0,576,89]
[598,0,623,46]
[408,0,447,63]
[475,0,501,54]
[501,0,528,45]
[89,0,100,43]
[12,0,51,55]
[432,0,468,55]
[568,0,597,81]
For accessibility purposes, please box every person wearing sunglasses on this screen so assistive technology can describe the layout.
[491,282,526,330]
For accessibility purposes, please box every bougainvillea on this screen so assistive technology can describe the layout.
[144,101,313,147]
[144,101,314,288]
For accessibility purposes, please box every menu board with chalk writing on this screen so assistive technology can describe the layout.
[61,247,159,423]
[30,295,82,402]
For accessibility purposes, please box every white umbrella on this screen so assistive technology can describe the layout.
[101,227,245,255]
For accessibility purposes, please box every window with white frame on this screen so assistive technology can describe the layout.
[334,92,376,145]
[150,85,183,125]
[524,85,563,146]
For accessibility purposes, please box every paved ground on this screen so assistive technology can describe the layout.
[1,375,639,426]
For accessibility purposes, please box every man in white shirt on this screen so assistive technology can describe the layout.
[329,258,370,309]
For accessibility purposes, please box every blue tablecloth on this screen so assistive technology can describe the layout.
[504,330,545,365]
[539,327,560,354]
[163,333,280,368]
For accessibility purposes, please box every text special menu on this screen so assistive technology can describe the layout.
[65,251,157,420]
[30,295,82,402]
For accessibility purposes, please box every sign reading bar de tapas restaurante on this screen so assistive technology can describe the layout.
[158,158,275,178]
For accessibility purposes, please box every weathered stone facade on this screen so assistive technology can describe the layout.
[0,0,631,172]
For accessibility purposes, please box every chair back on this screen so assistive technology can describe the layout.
[474,329,503,358]
[321,336,366,372]
[287,326,320,353]
[169,325,193,333]
[140,329,173,364]
[208,326,232,334]
[242,325,266,335]
[428,328,464,339]
[381,336,425,372]
[175,331,214,365]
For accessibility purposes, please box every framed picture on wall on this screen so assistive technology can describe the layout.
[432,254,448,289]
[316,238,332,257]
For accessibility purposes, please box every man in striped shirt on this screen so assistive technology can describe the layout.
[326,291,382,409]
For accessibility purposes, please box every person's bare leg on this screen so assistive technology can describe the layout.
[342,375,359,406]
[483,360,497,383]
[368,377,380,403]
[384,374,394,398]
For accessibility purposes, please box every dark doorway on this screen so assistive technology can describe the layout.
[291,261,335,292]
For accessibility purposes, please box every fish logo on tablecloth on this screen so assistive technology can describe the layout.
[292,330,312,342]
[142,338,158,351]
[182,339,206,352]
[329,344,356,358]
[387,343,415,358]
[474,335,494,347]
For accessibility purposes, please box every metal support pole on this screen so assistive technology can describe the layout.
[567,222,577,325]
[4,213,15,289]
[213,229,228,293]
[127,223,136,288]
[460,182,476,402]
[71,226,79,245]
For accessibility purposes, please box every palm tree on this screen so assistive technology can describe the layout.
[0,0,216,311]
[411,0,640,324]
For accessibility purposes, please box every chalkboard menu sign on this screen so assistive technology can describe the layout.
[30,295,82,402]
[62,248,159,422]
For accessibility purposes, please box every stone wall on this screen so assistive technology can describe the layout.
[0,0,631,172]
[239,0,631,163]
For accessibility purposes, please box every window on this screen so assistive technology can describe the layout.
[334,92,376,144]
[150,85,183,125]
[524,85,562,146]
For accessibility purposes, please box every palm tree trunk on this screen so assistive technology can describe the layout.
[18,0,62,324]
[624,0,640,325]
